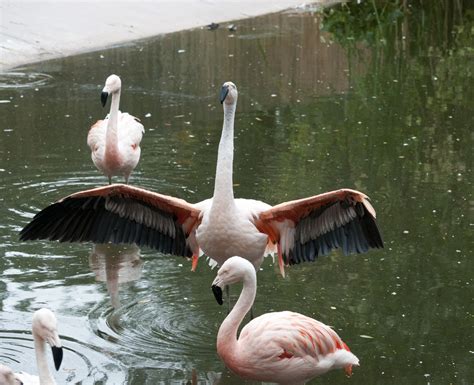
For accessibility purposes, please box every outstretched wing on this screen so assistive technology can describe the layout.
[257,189,383,270]
[20,184,201,257]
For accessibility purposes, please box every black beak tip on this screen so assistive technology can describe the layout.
[101,91,109,107]
[51,346,63,371]
[219,85,229,104]
[212,285,223,305]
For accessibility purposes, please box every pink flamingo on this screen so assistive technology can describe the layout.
[0,309,63,385]
[211,256,359,384]
[0,365,17,385]
[87,74,144,184]
[20,81,382,276]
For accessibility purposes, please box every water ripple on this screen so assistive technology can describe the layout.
[88,256,219,370]
[0,72,54,89]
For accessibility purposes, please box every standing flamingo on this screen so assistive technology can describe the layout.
[20,81,383,276]
[0,309,63,385]
[87,74,145,184]
[211,256,359,384]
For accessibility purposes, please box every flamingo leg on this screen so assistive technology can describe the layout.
[191,255,199,272]
[277,243,286,278]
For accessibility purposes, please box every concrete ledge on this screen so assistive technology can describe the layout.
[0,1,325,71]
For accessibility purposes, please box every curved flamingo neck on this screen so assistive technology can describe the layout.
[217,268,256,362]
[33,334,55,385]
[212,102,236,210]
[105,89,121,155]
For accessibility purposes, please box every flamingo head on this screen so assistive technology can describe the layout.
[0,364,20,385]
[101,74,122,106]
[211,256,255,305]
[32,308,63,371]
[220,81,238,105]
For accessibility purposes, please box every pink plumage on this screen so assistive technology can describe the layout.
[212,256,359,385]
[88,74,144,184]
[21,81,382,276]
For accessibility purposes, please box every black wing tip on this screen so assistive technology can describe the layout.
[18,195,194,259]
[19,231,29,241]
[361,204,384,249]
[212,285,223,305]
[19,227,41,241]
[51,346,63,370]
[286,201,385,265]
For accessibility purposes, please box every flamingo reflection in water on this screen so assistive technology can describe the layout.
[185,369,222,385]
[212,257,359,385]
[89,243,143,308]
[20,81,383,277]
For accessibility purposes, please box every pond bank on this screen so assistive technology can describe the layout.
[0,0,327,72]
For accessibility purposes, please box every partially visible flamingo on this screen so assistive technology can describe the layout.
[0,365,18,385]
[20,81,383,276]
[1,309,63,385]
[211,256,359,385]
[87,74,145,184]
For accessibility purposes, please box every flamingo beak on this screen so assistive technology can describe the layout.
[51,346,63,371]
[211,284,223,305]
[220,85,229,104]
[101,91,109,107]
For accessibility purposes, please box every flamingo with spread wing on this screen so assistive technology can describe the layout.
[20,81,383,276]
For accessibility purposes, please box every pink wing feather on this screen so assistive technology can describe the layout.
[255,189,383,273]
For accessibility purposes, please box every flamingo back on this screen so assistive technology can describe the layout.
[240,311,343,359]
[233,311,357,382]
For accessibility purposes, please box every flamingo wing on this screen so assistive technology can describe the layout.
[87,119,106,152]
[257,189,383,268]
[19,184,201,257]
[118,112,145,146]
[241,311,343,362]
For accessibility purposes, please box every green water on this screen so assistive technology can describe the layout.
[0,3,472,384]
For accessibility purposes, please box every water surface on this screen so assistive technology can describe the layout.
[0,3,472,384]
